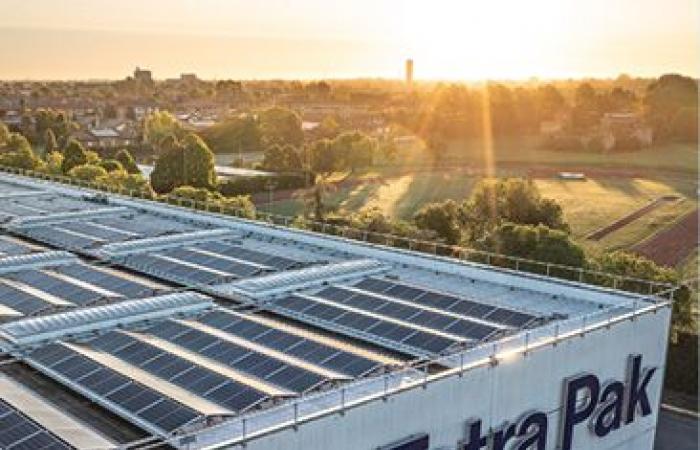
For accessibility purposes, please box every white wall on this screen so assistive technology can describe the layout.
[227,307,670,450]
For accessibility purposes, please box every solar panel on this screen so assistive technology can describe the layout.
[314,287,500,343]
[355,278,539,329]
[0,399,73,450]
[196,311,382,378]
[89,332,269,412]
[146,320,326,393]
[0,283,54,316]
[6,270,107,305]
[194,242,302,270]
[52,264,155,298]
[28,343,200,434]
[270,294,459,355]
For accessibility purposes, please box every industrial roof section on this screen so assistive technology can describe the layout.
[0,292,214,348]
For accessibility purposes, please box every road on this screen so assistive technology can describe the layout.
[655,408,699,450]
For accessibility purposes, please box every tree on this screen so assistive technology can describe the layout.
[143,111,183,151]
[461,178,568,242]
[67,164,108,182]
[99,159,123,172]
[477,223,586,267]
[61,139,88,173]
[171,186,255,219]
[98,169,150,193]
[181,133,217,190]
[200,115,262,154]
[115,149,140,174]
[150,133,217,194]
[317,115,340,139]
[331,131,376,171]
[413,200,462,244]
[645,74,698,142]
[42,151,64,175]
[309,139,339,174]
[590,251,693,333]
[0,133,41,170]
[0,122,10,146]
[262,144,302,171]
[259,107,304,147]
[295,175,335,220]
[44,129,58,154]
[150,136,184,194]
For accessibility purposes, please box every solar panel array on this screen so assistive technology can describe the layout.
[28,343,201,434]
[354,278,538,328]
[195,311,381,378]
[268,278,541,356]
[119,242,305,286]
[14,211,204,252]
[0,195,94,222]
[144,320,327,393]
[89,331,271,413]
[0,263,161,320]
[0,398,73,450]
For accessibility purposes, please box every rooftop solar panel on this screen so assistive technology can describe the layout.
[269,294,460,356]
[145,320,326,393]
[0,283,55,316]
[0,238,38,257]
[0,399,73,450]
[354,278,540,330]
[196,311,382,378]
[52,264,157,298]
[27,343,200,435]
[89,331,270,412]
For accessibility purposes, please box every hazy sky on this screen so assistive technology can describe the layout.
[0,0,697,80]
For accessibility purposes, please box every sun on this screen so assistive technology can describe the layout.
[397,0,570,80]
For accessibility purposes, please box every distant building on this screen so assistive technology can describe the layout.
[133,67,153,84]
[405,59,414,89]
[180,73,198,84]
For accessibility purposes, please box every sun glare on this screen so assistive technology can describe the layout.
[399,0,570,79]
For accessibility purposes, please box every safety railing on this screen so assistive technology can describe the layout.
[0,165,676,299]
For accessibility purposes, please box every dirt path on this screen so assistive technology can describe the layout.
[633,209,699,267]
[587,195,681,240]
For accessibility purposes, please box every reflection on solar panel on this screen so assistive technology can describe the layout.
[27,343,200,434]
[354,278,539,328]
[0,264,163,320]
[196,311,382,378]
[118,243,307,287]
[13,211,205,252]
[0,399,73,450]
[145,320,327,393]
[89,331,270,412]
[268,294,461,356]
[53,264,158,299]
[194,241,302,271]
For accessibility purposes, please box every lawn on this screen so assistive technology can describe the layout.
[381,136,698,176]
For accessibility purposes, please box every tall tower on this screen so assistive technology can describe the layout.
[405,59,414,90]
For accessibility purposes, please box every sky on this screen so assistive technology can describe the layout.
[0,0,697,80]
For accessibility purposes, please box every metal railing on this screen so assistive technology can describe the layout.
[0,165,677,298]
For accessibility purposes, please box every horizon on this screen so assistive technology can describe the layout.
[0,0,698,80]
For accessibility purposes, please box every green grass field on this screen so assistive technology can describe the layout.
[263,139,698,262]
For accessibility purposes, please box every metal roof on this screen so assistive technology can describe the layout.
[0,292,213,347]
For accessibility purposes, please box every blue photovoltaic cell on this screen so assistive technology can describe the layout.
[196,311,381,377]
[0,399,73,450]
[28,343,200,434]
[354,278,539,329]
[89,332,269,412]
[145,320,325,393]
[270,294,458,355]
